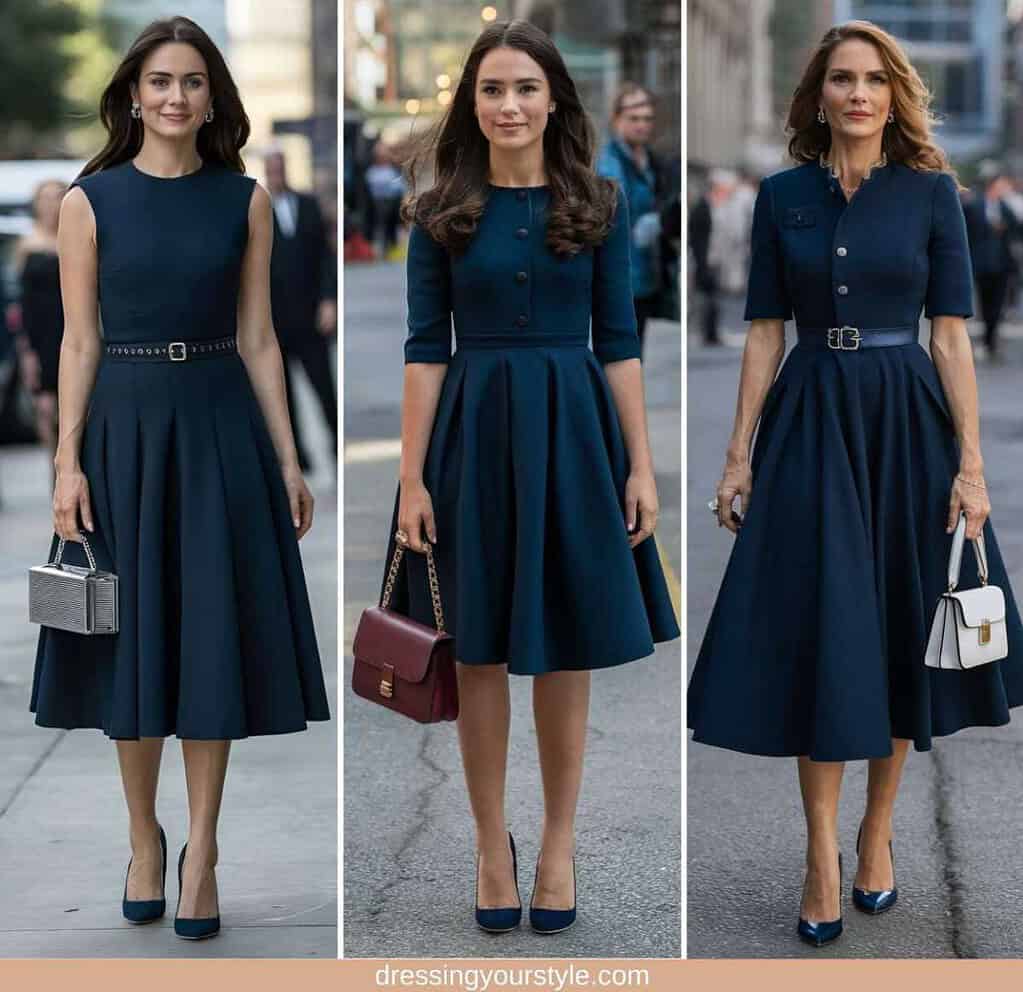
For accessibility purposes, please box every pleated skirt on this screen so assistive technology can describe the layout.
[382,344,680,676]
[30,352,331,739]
[687,341,1023,760]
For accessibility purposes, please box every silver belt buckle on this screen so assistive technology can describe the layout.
[827,325,861,351]
[168,341,188,362]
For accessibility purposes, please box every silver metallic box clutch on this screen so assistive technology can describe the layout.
[28,534,119,635]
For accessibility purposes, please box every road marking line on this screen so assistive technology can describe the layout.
[656,535,682,619]
[344,438,402,463]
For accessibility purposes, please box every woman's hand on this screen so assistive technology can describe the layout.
[716,455,751,534]
[625,469,659,549]
[398,478,437,553]
[283,464,315,539]
[53,465,93,541]
[948,472,990,540]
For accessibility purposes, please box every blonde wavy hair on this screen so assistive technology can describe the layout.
[787,20,959,183]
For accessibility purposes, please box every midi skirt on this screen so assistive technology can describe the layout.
[30,353,331,739]
[687,341,1023,760]
[381,343,680,675]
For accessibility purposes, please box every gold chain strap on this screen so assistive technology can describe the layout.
[380,534,446,633]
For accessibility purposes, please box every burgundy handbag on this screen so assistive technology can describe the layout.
[351,536,459,723]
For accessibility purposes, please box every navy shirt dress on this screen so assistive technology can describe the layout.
[687,160,1023,760]
[382,183,680,675]
[30,161,331,739]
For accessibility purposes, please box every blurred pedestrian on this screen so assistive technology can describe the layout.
[687,20,1023,950]
[964,168,1022,361]
[389,18,678,936]
[596,83,663,351]
[264,148,338,472]
[13,179,66,471]
[363,140,405,257]
[31,15,329,943]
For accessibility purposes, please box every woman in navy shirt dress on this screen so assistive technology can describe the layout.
[385,20,678,934]
[688,21,1023,947]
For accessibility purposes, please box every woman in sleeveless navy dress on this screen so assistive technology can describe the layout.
[687,22,1023,948]
[30,17,329,940]
[383,21,678,934]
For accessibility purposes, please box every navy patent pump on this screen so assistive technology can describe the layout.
[122,824,167,924]
[797,851,843,947]
[529,852,577,935]
[475,832,522,933]
[852,824,898,915]
[174,844,221,940]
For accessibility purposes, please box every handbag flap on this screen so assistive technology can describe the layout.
[352,605,452,684]
[948,585,1006,628]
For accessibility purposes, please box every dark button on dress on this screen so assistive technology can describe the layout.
[30,161,331,740]
[384,184,679,674]
[687,161,1023,760]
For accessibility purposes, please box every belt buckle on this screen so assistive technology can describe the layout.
[827,325,861,351]
[168,341,187,362]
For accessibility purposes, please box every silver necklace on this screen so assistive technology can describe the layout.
[820,151,887,199]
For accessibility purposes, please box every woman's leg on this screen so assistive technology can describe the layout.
[455,661,518,908]
[178,741,231,918]
[116,739,165,900]
[856,738,909,891]
[532,669,590,909]
[797,757,845,922]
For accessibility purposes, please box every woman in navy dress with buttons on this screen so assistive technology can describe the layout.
[30,17,329,940]
[687,21,1023,947]
[386,20,678,934]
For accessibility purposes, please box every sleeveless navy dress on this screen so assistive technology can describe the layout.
[381,184,679,675]
[30,160,330,740]
[687,161,1023,760]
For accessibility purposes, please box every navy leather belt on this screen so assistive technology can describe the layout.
[456,333,588,350]
[796,325,916,351]
[105,335,237,362]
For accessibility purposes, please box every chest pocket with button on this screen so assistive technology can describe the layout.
[783,207,816,229]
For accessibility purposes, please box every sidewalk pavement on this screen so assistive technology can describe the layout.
[341,259,682,958]
[0,369,337,958]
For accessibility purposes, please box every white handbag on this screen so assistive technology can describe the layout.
[924,512,1008,670]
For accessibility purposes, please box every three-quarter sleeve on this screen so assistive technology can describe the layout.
[924,172,974,319]
[743,176,792,321]
[591,184,641,364]
[404,222,453,364]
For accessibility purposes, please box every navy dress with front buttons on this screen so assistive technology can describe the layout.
[687,160,1023,760]
[381,184,679,675]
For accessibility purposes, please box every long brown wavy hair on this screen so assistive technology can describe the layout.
[787,20,957,180]
[79,16,250,179]
[401,19,617,256]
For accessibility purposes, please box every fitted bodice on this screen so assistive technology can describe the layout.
[72,161,256,343]
[404,183,640,365]
[745,161,974,330]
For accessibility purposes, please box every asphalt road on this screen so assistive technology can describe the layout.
[0,363,338,958]
[686,294,1023,958]
[342,259,683,958]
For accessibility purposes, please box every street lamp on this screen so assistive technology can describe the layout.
[437,90,452,106]
[436,73,451,89]
[405,98,421,115]
[481,6,497,22]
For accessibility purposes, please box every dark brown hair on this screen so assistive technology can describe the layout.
[611,82,654,118]
[787,20,956,179]
[401,19,617,256]
[79,16,250,178]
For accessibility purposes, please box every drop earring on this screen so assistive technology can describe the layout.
[131,103,141,120]
[887,110,895,124]
[204,107,215,123]
[817,107,826,125]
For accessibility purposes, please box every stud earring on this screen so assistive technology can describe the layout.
[549,104,555,113]
[817,107,826,125]
[204,107,214,123]
[131,103,141,120]
[887,110,895,124]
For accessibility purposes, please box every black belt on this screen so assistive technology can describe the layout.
[796,325,916,351]
[104,336,237,362]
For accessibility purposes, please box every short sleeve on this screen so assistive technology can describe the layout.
[925,172,974,319]
[592,185,641,364]
[743,177,792,321]
[403,222,452,364]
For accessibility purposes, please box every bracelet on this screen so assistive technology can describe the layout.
[956,473,987,490]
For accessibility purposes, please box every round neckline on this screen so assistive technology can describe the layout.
[130,158,206,181]
[487,182,549,190]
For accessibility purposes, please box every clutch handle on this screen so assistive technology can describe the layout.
[50,533,99,574]
[948,511,988,591]
[380,533,446,633]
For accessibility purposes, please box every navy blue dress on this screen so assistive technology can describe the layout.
[30,160,331,739]
[687,160,1023,760]
[382,184,679,675]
